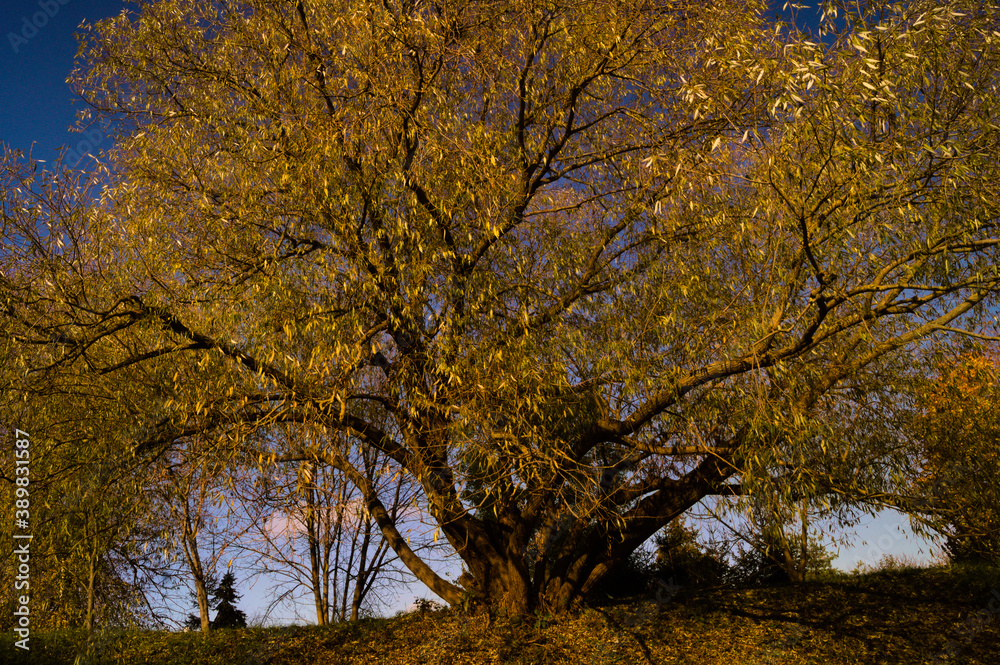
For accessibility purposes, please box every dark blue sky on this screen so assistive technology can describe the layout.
[1,0,126,164]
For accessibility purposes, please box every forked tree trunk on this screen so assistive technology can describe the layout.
[305,480,329,626]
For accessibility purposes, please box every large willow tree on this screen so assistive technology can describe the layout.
[4,0,1000,614]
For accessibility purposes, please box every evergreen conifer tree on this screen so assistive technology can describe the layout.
[209,571,247,629]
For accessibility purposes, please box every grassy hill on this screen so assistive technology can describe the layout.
[5,565,999,665]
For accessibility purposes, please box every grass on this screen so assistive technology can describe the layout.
[4,564,999,664]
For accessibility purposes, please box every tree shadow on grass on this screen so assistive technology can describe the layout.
[693,569,998,662]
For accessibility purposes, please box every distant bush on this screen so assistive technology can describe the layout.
[413,597,446,614]
[592,518,746,600]
[591,519,842,601]
[727,531,836,587]
[654,519,729,589]
[851,553,931,575]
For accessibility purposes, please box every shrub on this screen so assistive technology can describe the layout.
[851,553,932,575]
[728,531,836,587]
[654,519,729,589]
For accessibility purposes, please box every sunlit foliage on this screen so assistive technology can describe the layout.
[3,0,1000,614]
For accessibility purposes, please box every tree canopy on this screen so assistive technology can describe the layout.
[909,343,1000,564]
[4,0,1000,616]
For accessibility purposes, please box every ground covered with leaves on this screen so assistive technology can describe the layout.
[5,566,999,665]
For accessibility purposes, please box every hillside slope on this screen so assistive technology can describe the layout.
[4,567,998,665]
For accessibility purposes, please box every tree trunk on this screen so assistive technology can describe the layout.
[331,427,738,616]
[194,572,211,632]
[781,539,804,583]
[799,500,809,582]
[190,544,212,632]
[84,543,97,633]
[350,523,372,622]
[467,560,533,615]
[182,515,211,632]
